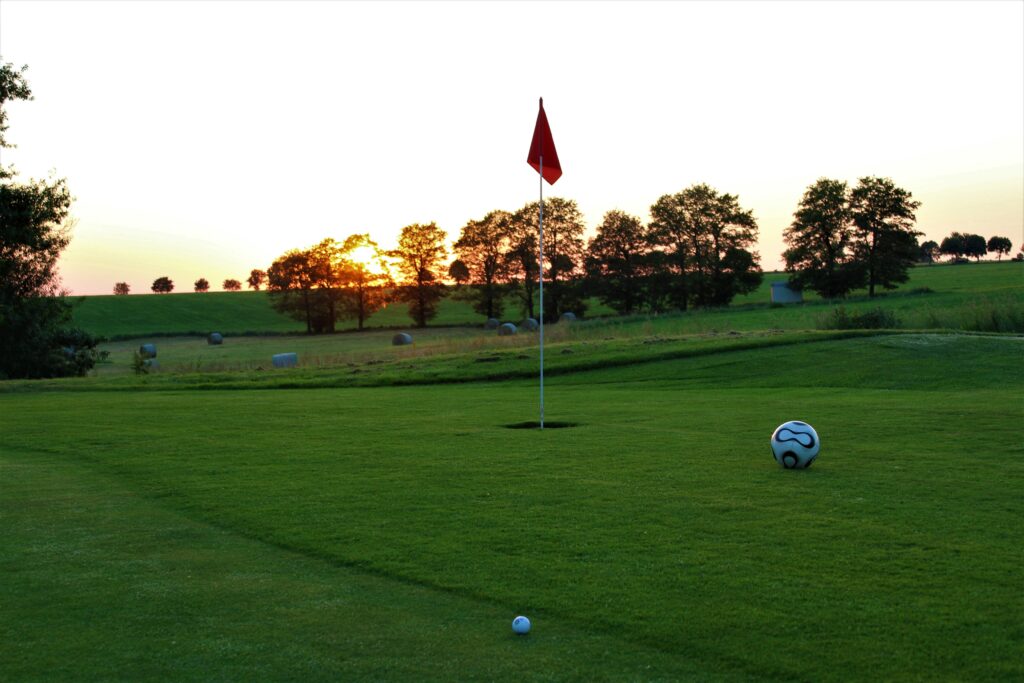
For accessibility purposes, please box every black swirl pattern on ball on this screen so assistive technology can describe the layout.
[775,427,816,449]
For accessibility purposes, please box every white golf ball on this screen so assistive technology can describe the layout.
[512,615,531,634]
[770,420,820,469]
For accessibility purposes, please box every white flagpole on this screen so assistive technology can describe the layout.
[538,156,545,430]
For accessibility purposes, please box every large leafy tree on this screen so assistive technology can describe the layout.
[963,234,987,261]
[849,177,921,297]
[267,248,321,333]
[584,210,653,315]
[513,198,586,322]
[649,184,762,309]
[987,236,1012,260]
[505,213,539,320]
[0,61,104,378]
[388,222,448,328]
[939,232,967,261]
[783,178,863,298]
[454,210,511,320]
[194,278,210,292]
[337,234,391,330]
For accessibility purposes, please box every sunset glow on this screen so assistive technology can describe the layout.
[1,0,1020,295]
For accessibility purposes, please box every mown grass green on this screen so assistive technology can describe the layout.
[2,334,1022,680]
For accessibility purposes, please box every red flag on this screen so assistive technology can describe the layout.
[527,98,562,185]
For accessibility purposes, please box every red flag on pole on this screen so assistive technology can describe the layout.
[527,98,562,185]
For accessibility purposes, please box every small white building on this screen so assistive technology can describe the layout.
[771,282,803,304]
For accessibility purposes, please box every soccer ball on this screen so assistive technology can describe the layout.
[512,615,531,634]
[771,421,820,469]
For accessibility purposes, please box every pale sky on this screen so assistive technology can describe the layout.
[1,0,1022,295]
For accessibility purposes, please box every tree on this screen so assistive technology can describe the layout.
[987,236,1012,260]
[388,222,448,328]
[783,178,863,298]
[849,177,921,297]
[223,278,242,291]
[337,234,392,330]
[151,276,174,293]
[939,232,967,261]
[247,268,266,290]
[454,210,512,320]
[513,198,587,321]
[447,259,470,286]
[505,215,539,320]
[0,62,105,379]
[649,184,763,309]
[194,278,209,292]
[584,210,653,315]
[113,282,130,295]
[963,234,987,261]
[918,240,939,264]
[267,249,319,333]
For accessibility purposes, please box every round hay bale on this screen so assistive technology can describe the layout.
[272,352,298,368]
[498,322,518,336]
[392,333,413,346]
[521,318,539,331]
[484,318,500,330]
[139,343,157,358]
[208,332,223,345]
[559,311,577,323]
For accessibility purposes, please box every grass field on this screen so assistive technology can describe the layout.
[69,261,1023,340]
[3,261,1022,680]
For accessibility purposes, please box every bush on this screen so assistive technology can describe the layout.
[819,306,900,330]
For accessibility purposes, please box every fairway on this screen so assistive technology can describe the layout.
[2,334,1022,680]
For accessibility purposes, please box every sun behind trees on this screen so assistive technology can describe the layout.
[267,235,392,334]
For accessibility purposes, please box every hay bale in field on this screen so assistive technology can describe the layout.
[272,352,298,368]
[521,318,539,331]
[559,311,577,323]
[208,332,223,345]
[484,318,500,330]
[139,343,157,358]
[498,322,517,336]
[392,333,413,346]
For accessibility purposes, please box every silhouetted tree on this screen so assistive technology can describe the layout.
[963,234,987,261]
[849,177,921,297]
[448,259,470,286]
[388,222,448,327]
[986,236,1012,260]
[584,210,653,315]
[267,249,319,333]
[337,234,391,330]
[194,278,209,292]
[649,184,762,309]
[454,210,511,320]
[113,282,130,295]
[223,278,242,291]
[940,232,967,261]
[505,214,539,320]
[0,61,104,378]
[151,276,174,293]
[514,198,586,321]
[918,240,939,263]
[783,178,863,298]
[247,268,266,290]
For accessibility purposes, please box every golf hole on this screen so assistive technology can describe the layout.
[504,421,579,429]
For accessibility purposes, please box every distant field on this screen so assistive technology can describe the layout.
[69,262,1022,340]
